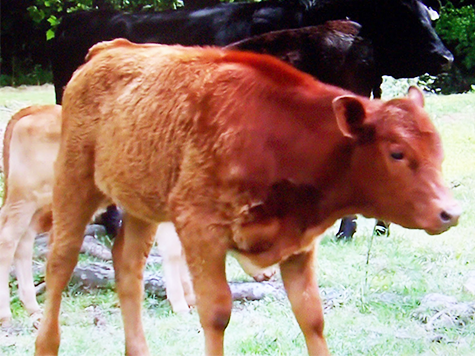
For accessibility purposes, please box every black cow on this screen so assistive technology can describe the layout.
[51,0,453,104]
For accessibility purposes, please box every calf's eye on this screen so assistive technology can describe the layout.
[390,152,404,160]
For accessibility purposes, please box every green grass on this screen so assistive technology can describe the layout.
[0,84,56,129]
[1,85,475,355]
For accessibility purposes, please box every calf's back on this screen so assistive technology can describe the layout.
[62,38,459,256]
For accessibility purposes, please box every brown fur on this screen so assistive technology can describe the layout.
[35,39,460,356]
[0,105,194,322]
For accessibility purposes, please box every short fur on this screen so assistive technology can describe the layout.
[36,40,459,356]
[0,105,61,326]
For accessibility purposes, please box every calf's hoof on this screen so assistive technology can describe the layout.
[169,299,193,314]
[0,318,12,331]
[30,310,43,330]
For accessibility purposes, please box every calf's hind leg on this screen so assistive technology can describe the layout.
[112,212,157,356]
[14,222,41,323]
[156,222,195,313]
[0,201,37,326]
[35,180,104,356]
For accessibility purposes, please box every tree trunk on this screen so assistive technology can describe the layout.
[69,262,280,301]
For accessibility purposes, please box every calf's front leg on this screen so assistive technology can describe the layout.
[280,247,330,356]
[35,168,104,355]
[112,212,157,356]
[35,211,101,355]
[176,218,232,356]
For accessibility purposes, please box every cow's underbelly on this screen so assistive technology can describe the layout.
[94,174,170,223]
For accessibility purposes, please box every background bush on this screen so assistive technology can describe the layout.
[427,0,475,93]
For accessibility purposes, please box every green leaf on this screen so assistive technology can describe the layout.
[46,28,55,40]
[27,6,45,23]
[47,15,59,26]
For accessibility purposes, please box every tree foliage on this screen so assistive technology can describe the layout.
[425,1,475,93]
[437,2,475,70]
[27,0,185,40]
[0,0,218,84]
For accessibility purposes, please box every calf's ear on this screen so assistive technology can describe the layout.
[332,95,367,139]
[407,86,425,108]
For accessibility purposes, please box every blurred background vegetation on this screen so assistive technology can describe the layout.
[1,0,474,93]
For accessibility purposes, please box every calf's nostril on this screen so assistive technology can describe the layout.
[440,210,452,223]
[441,203,462,225]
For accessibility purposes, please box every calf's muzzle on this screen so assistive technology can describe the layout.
[436,202,462,232]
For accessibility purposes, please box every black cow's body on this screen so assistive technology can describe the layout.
[226,20,377,96]
[51,0,452,103]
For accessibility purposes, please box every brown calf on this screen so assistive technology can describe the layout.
[35,39,460,356]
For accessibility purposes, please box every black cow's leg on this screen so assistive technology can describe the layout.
[373,220,390,236]
[94,205,123,237]
[336,215,357,240]
[371,76,383,99]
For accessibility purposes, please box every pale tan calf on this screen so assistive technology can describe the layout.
[36,40,460,356]
[0,105,61,326]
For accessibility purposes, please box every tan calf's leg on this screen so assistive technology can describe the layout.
[0,201,37,326]
[280,248,330,356]
[14,223,41,321]
[112,212,157,356]
[179,251,195,308]
[176,219,232,356]
[156,222,195,313]
[35,185,103,355]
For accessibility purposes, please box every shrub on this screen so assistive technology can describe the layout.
[436,2,475,71]
[0,62,53,87]
[430,1,475,93]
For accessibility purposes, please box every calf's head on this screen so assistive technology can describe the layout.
[333,87,461,234]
